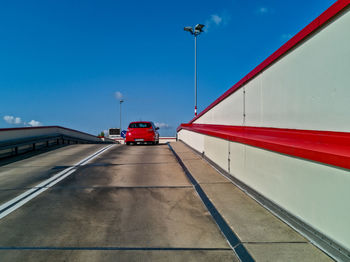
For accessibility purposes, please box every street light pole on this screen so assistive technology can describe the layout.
[119,99,124,132]
[184,24,205,117]
[194,34,197,116]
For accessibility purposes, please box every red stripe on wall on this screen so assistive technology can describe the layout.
[188,0,350,124]
[177,123,350,170]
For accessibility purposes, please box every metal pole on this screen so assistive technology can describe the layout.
[194,34,197,116]
[120,101,122,131]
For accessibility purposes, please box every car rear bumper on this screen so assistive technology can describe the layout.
[125,137,158,143]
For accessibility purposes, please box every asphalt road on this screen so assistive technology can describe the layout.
[0,144,237,262]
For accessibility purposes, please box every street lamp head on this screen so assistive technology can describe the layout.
[184,26,194,34]
[194,24,205,34]
[120,99,124,103]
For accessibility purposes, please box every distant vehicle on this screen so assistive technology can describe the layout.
[108,128,120,138]
[125,121,159,145]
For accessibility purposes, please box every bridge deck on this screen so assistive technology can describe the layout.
[0,143,332,261]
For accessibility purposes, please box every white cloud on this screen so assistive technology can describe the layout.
[4,115,43,127]
[4,115,22,125]
[28,120,42,127]
[211,14,222,25]
[4,115,14,124]
[205,12,230,31]
[115,91,123,100]
[256,6,274,15]
[14,117,22,124]
[155,122,171,129]
[258,7,268,14]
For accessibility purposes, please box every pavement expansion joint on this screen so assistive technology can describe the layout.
[0,187,34,191]
[1,166,68,168]
[0,247,233,251]
[242,241,308,244]
[199,182,232,185]
[112,153,172,156]
[85,162,177,166]
[40,185,193,189]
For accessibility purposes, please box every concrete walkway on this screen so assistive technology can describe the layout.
[170,142,333,262]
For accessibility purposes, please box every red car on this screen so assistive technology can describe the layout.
[125,121,159,145]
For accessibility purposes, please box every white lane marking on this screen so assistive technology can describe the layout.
[0,144,113,212]
[0,169,76,219]
[0,144,115,220]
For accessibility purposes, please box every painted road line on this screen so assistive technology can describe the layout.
[167,143,255,262]
[0,144,113,213]
[0,144,115,220]
[0,169,76,219]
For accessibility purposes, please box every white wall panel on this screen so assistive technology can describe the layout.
[178,129,204,153]
[204,135,228,172]
[243,144,350,249]
[250,9,350,131]
[229,141,245,179]
[193,109,213,124]
[195,88,244,126]
[244,76,262,126]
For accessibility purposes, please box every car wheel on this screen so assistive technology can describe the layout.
[126,142,130,145]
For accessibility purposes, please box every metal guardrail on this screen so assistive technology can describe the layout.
[0,126,115,159]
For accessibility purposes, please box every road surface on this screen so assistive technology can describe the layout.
[0,144,237,261]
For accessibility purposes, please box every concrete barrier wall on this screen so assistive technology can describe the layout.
[178,2,350,254]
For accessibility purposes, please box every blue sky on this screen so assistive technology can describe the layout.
[0,0,336,136]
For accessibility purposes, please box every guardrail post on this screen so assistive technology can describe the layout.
[15,146,18,155]
[32,143,36,151]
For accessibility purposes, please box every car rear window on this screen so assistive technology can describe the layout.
[129,122,151,128]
